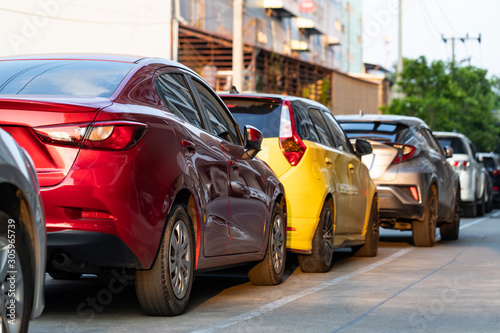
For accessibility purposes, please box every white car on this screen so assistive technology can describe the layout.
[434,131,487,217]
[0,128,46,332]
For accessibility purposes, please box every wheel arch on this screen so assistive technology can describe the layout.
[324,192,335,227]
[147,178,203,271]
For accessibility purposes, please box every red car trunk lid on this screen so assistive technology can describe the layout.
[0,98,111,186]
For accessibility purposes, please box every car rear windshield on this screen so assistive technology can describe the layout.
[0,59,135,98]
[339,121,411,142]
[436,137,467,154]
[482,157,495,170]
[222,97,281,137]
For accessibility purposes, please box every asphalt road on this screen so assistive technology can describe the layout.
[29,211,500,332]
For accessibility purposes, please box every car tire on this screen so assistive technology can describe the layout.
[298,199,334,273]
[477,190,486,216]
[352,195,379,257]
[463,202,477,217]
[48,270,82,280]
[440,188,461,241]
[1,211,33,333]
[248,203,286,286]
[135,204,195,316]
[487,195,493,213]
[412,186,437,247]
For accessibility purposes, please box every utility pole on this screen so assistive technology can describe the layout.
[166,0,172,59]
[396,0,403,79]
[232,0,244,91]
[172,0,181,62]
[394,0,403,97]
[441,33,481,65]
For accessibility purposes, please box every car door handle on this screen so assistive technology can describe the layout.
[229,159,239,171]
[348,163,355,173]
[181,140,196,154]
[325,157,333,165]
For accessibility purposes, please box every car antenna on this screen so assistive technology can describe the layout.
[230,86,240,94]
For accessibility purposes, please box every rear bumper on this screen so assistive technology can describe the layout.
[47,230,141,270]
[286,216,318,253]
[457,170,475,202]
[378,185,425,223]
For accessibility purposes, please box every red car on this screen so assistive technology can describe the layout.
[0,55,286,315]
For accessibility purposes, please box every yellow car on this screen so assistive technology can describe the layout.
[221,93,379,273]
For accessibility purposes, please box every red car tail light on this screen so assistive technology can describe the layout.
[385,142,416,164]
[452,160,470,170]
[493,169,500,176]
[34,124,87,147]
[409,186,419,201]
[279,101,306,166]
[34,121,147,150]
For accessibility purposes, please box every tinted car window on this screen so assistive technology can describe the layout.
[323,111,351,152]
[420,129,443,153]
[292,101,320,143]
[340,121,411,143]
[0,60,134,97]
[193,80,243,145]
[222,97,281,137]
[483,157,495,170]
[469,143,478,159]
[417,129,436,152]
[308,108,335,146]
[436,137,467,154]
[156,73,202,127]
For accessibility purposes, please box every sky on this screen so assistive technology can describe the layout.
[362,0,499,77]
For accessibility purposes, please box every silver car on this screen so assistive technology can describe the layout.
[337,115,461,247]
[0,128,46,332]
[434,131,488,217]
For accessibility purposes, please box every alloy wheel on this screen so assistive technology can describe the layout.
[169,220,192,300]
[322,207,334,266]
[271,214,285,275]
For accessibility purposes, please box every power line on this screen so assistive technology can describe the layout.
[433,0,459,35]
[417,0,440,41]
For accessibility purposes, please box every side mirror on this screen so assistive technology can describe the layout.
[244,125,263,159]
[355,139,372,156]
[443,146,454,158]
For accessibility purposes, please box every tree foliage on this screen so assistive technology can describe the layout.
[384,56,500,152]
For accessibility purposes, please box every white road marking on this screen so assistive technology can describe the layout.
[190,248,413,333]
[190,212,496,333]
[460,211,499,230]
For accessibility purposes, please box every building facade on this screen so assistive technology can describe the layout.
[0,0,384,113]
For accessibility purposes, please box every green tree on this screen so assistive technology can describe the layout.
[384,56,500,152]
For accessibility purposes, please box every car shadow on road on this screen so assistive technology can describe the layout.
[379,229,414,246]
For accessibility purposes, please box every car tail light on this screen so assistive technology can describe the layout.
[279,101,306,166]
[493,186,499,191]
[409,186,419,201]
[452,160,470,171]
[34,124,87,147]
[34,121,147,150]
[493,169,500,176]
[385,142,416,164]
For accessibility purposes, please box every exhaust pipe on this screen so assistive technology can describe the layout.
[53,252,74,266]
[51,252,100,274]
